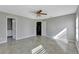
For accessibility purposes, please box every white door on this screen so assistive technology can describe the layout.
[12,19,16,39]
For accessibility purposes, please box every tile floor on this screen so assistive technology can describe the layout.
[0,36,78,54]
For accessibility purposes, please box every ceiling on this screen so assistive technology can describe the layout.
[0,5,78,20]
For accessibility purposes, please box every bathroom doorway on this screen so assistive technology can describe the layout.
[7,17,16,42]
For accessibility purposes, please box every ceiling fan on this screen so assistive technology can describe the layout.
[31,10,47,16]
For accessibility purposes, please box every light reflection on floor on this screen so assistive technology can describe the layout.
[32,45,47,54]
[0,36,78,54]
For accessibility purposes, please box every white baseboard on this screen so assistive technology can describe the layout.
[0,40,7,44]
[16,35,36,40]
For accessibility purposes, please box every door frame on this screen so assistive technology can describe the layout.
[35,21,46,36]
[6,16,17,41]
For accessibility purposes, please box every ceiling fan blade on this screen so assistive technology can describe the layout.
[40,13,47,15]
[36,10,42,13]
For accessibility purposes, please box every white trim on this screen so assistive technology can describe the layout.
[42,21,46,36]
[16,35,36,40]
[6,16,17,41]
[76,14,79,41]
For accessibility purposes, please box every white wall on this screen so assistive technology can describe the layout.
[0,12,36,44]
[16,17,36,40]
[0,13,7,43]
[45,14,76,42]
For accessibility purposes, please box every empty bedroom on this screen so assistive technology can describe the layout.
[0,5,79,54]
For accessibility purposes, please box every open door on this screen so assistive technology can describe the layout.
[7,17,16,41]
[36,22,42,36]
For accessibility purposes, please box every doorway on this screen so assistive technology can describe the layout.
[36,22,42,36]
[7,17,16,42]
